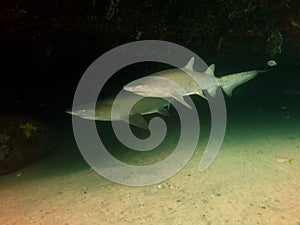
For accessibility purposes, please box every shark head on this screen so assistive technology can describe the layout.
[123,84,147,96]
[124,76,171,98]
[66,108,106,120]
[124,74,195,108]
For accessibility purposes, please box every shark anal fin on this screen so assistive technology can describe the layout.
[206,87,217,98]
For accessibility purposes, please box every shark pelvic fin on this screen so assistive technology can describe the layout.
[157,107,170,116]
[206,87,217,97]
[195,91,207,99]
[128,114,149,130]
[183,57,195,71]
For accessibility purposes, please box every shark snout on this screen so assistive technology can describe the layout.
[124,84,145,94]
[123,85,133,92]
[65,108,87,116]
[65,108,74,115]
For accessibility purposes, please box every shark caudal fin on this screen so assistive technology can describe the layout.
[217,70,267,97]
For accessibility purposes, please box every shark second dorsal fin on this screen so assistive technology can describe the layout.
[204,64,215,76]
[183,57,195,71]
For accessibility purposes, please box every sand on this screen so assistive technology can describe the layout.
[0,100,299,225]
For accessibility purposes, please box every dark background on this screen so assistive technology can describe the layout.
[1,0,299,118]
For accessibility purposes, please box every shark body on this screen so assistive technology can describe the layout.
[66,93,170,129]
[124,57,267,108]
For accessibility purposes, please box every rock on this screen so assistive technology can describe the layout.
[0,113,55,175]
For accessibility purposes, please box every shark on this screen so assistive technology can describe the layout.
[66,92,170,130]
[123,57,267,108]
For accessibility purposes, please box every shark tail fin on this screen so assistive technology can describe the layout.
[217,70,267,97]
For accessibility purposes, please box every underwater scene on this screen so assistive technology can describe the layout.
[0,1,299,225]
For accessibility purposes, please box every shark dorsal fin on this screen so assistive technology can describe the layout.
[204,64,215,76]
[184,57,195,71]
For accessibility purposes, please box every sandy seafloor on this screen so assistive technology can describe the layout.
[0,95,299,225]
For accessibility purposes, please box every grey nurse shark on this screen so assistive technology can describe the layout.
[123,57,267,108]
[66,92,170,130]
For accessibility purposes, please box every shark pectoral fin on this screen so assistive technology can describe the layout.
[129,114,149,130]
[206,87,217,97]
[171,94,192,109]
[157,107,170,116]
